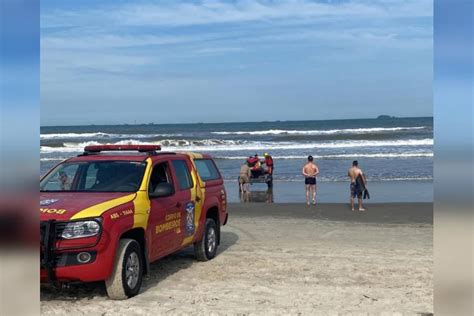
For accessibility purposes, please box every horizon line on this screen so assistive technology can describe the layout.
[40,115,433,128]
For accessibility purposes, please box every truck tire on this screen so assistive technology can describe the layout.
[194,218,218,261]
[105,239,143,300]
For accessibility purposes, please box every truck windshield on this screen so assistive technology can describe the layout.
[40,161,147,193]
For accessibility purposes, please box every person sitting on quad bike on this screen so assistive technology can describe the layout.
[242,153,274,189]
[247,154,264,178]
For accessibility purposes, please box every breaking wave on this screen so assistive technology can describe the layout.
[214,152,433,160]
[40,138,433,154]
[211,126,427,136]
[40,157,69,161]
[40,132,181,140]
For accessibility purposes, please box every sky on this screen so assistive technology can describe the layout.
[1,0,39,165]
[40,0,433,126]
[434,0,473,150]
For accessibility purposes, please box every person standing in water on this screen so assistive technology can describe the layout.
[239,161,251,194]
[348,160,367,211]
[263,153,274,175]
[302,155,319,206]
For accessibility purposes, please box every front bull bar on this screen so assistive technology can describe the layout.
[40,220,57,284]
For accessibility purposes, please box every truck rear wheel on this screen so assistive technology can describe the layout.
[194,218,218,261]
[105,239,143,300]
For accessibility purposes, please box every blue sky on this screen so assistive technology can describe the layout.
[1,0,39,160]
[40,0,433,126]
[434,0,473,150]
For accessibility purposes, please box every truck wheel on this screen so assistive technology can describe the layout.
[194,218,218,261]
[105,239,143,300]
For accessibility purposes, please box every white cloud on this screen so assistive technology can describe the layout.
[41,26,431,55]
[41,34,210,50]
[40,0,433,125]
[42,0,432,29]
[194,46,246,55]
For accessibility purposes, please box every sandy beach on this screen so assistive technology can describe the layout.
[41,203,433,315]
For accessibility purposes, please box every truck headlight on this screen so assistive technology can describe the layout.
[61,220,101,239]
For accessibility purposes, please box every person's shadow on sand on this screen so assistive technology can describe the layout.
[40,232,239,301]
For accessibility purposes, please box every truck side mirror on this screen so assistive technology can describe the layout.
[149,183,175,198]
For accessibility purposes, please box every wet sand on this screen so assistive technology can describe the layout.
[225,181,434,203]
[41,203,433,315]
[228,202,432,224]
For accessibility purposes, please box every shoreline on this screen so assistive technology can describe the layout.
[225,180,433,203]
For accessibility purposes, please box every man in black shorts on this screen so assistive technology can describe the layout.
[348,160,367,211]
[302,155,319,206]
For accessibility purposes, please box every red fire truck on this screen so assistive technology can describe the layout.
[40,145,228,299]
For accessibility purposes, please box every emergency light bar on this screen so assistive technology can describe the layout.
[83,145,161,153]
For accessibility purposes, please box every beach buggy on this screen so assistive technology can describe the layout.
[239,154,273,189]
[40,145,228,299]
[247,171,273,189]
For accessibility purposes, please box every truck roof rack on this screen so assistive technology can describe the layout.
[82,144,161,155]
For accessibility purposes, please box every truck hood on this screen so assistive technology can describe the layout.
[40,192,136,221]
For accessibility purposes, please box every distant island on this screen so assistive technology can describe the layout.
[377,115,397,119]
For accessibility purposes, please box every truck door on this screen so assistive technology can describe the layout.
[170,159,196,250]
[148,161,181,260]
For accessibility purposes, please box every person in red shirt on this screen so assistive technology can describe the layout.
[250,154,263,177]
[263,153,274,175]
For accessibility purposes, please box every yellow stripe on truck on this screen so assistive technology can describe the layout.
[134,158,153,229]
[138,158,153,192]
[70,194,136,220]
[181,152,206,246]
[133,191,151,229]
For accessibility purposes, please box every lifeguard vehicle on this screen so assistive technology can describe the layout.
[40,145,228,299]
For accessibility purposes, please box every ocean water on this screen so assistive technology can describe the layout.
[40,117,433,202]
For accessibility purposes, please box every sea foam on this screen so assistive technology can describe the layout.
[211,126,427,136]
[40,138,433,154]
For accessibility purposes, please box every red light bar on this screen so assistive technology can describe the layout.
[84,145,161,153]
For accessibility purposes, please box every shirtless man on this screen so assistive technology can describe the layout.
[239,162,251,194]
[348,160,367,211]
[302,155,319,206]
